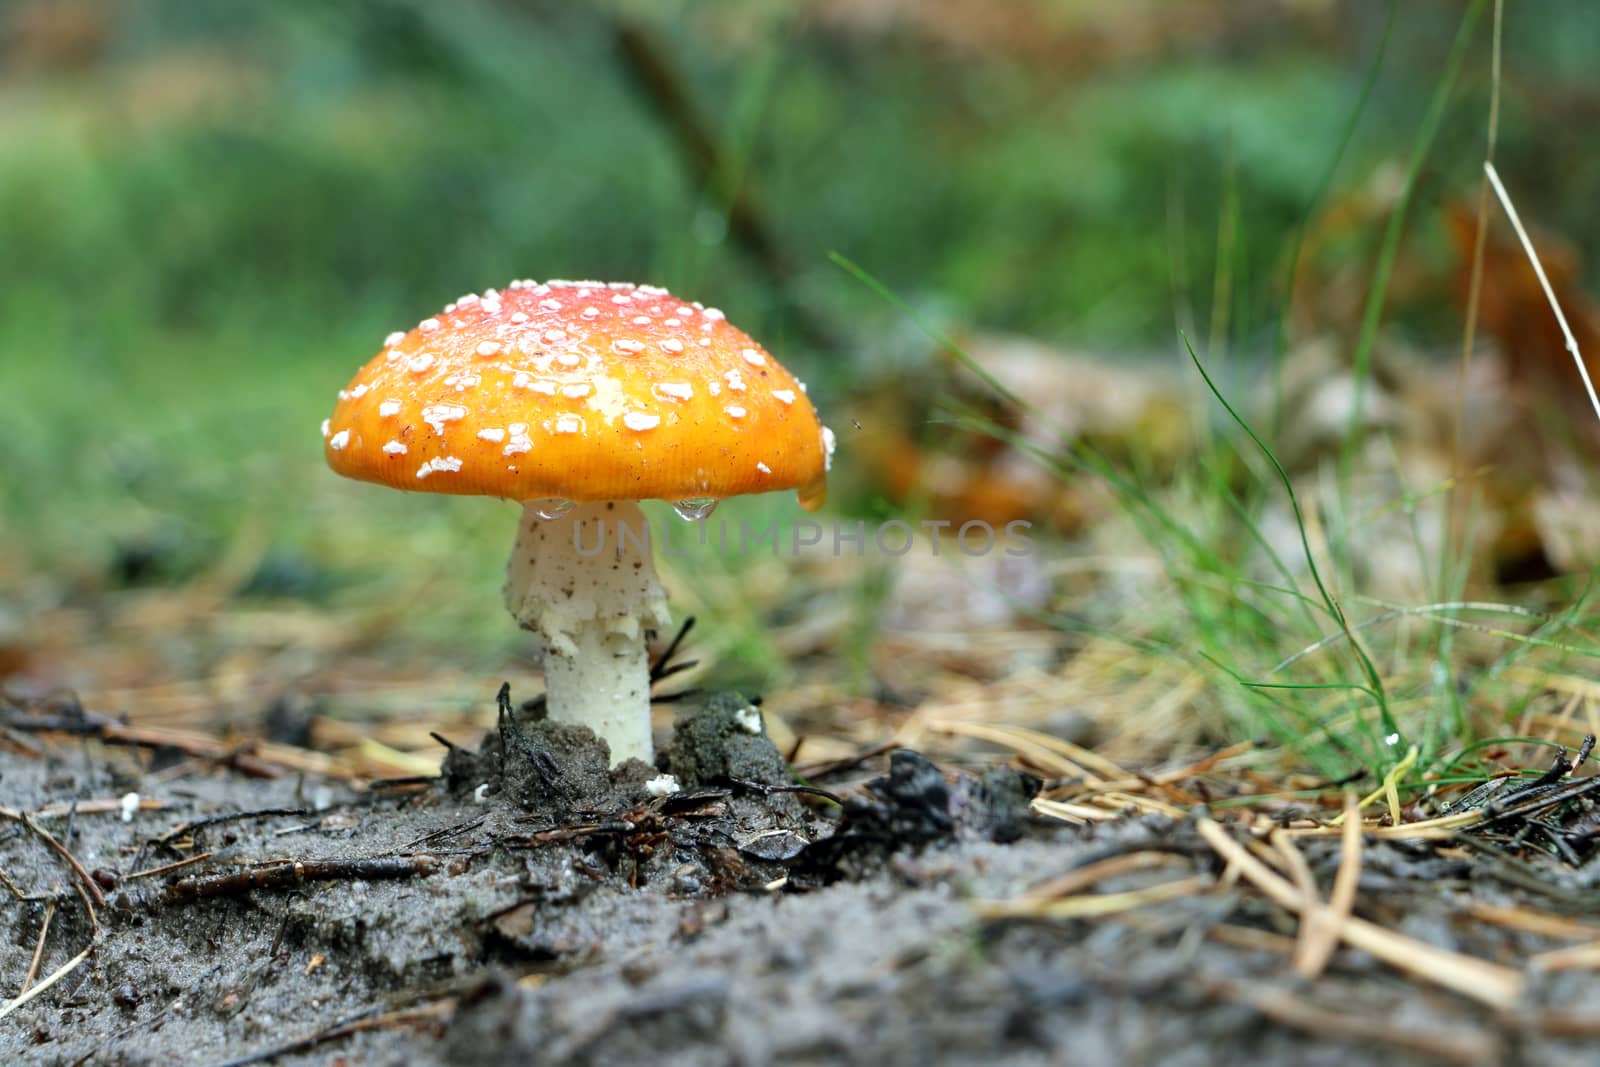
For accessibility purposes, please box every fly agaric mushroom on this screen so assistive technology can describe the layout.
[323,280,833,766]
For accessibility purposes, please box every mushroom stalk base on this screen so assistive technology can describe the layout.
[504,500,668,766]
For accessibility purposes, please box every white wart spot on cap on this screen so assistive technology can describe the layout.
[379,399,402,417]
[725,405,747,419]
[623,411,660,431]
[384,331,406,347]
[320,419,331,438]
[654,382,693,402]
[772,389,795,405]
[660,338,684,354]
[476,341,502,357]
[477,428,506,443]
[612,339,645,356]
[822,425,837,471]
[554,414,583,435]
[741,348,766,367]
[419,317,442,332]
[756,461,772,474]
[415,455,462,479]
[421,403,468,434]
[504,424,533,455]
[725,370,747,392]
[329,430,350,451]
[540,299,562,311]
[383,440,407,455]
[561,383,592,398]
[407,353,435,374]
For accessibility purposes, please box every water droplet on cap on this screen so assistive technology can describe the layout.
[671,498,718,522]
[533,499,575,520]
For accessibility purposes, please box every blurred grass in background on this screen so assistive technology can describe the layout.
[2,0,1598,719]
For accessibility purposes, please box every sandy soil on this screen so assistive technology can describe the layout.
[2,692,1598,1066]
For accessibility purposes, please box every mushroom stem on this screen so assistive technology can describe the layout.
[504,500,669,766]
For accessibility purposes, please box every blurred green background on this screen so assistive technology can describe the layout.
[2,0,1597,694]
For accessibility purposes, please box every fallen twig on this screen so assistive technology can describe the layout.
[134,806,310,871]
[1020,851,1189,901]
[0,706,286,778]
[0,944,94,1022]
[1199,975,1501,1066]
[19,893,57,996]
[196,998,454,1067]
[1481,774,1600,826]
[930,720,1129,786]
[1528,939,1600,973]
[124,851,216,883]
[1291,792,1362,978]
[161,854,445,905]
[610,19,842,351]
[15,812,105,915]
[975,875,1213,921]
[725,777,843,805]
[155,807,309,849]
[1467,902,1600,942]
[1267,828,1323,977]
[794,739,903,781]
[0,796,163,821]
[500,823,628,851]
[1195,816,1524,1009]
[1152,738,1266,785]
[400,815,489,852]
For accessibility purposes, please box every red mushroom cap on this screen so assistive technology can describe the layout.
[322,281,830,509]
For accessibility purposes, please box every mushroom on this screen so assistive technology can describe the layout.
[322,280,833,766]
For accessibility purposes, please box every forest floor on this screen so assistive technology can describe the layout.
[3,683,1600,1067]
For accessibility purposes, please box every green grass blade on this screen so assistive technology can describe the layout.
[1341,0,1486,471]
